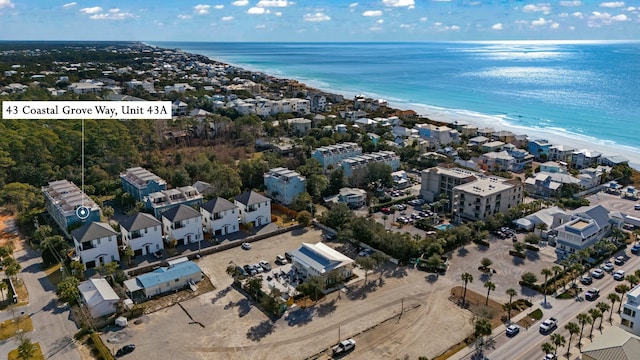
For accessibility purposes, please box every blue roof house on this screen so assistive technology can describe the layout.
[124,260,203,298]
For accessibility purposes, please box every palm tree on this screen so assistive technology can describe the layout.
[550,333,566,356]
[588,308,602,339]
[541,342,555,356]
[626,274,640,288]
[617,284,631,313]
[17,338,36,360]
[382,214,388,229]
[564,322,580,357]
[541,268,553,304]
[608,293,620,322]
[576,313,592,349]
[635,268,640,280]
[484,281,496,306]
[505,288,517,323]
[596,302,610,330]
[461,272,473,307]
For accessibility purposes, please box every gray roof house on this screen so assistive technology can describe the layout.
[119,212,161,233]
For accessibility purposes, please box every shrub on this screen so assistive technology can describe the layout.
[525,244,540,252]
[90,333,115,360]
[473,239,490,247]
[509,250,526,258]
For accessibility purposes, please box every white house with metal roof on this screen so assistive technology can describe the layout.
[234,191,271,227]
[119,213,163,257]
[581,326,640,360]
[162,205,203,246]
[200,197,239,236]
[78,278,120,318]
[124,260,203,298]
[290,242,354,281]
[72,222,120,269]
[620,284,640,336]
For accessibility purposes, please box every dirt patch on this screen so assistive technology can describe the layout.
[0,211,23,252]
[142,274,216,314]
[449,286,524,328]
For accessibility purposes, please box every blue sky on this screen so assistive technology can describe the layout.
[1,0,639,41]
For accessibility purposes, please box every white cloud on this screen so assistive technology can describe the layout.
[303,12,330,22]
[0,0,14,9]
[232,0,249,6]
[80,6,102,14]
[369,26,383,31]
[612,13,628,20]
[399,23,413,28]
[491,23,503,30]
[377,19,384,23]
[194,4,210,14]
[419,17,428,22]
[383,0,415,7]
[247,7,269,14]
[449,25,460,30]
[560,0,581,6]
[600,1,624,8]
[434,21,442,26]
[63,2,77,8]
[275,11,282,16]
[627,6,636,11]
[362,10,383,16]
[178,14,192,19]
[531,17,549,26]
[349,2,358,7]
[256,24,266,28]
[90,9,135,20]
[572,11,584,18]
[222,16,234,21]
[559,12,568,17]
[523,3,551,14]
[551,22,560,28]
[214,5,224,9]
[257,0,289,7]
[588,11,628,26]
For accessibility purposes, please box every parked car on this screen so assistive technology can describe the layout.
[116,344,135,358]
[615,255,626,266]
[585,288,600,301]
[275,255,288,265]
[580,276,593,285]
[542,353,557,360]
[505,324,520,337]
[539,317,558,333]
[259,260,271,272]
[358,248,373,257]
[241,242,252,250]
[332,339,356,355]
[603,262,614,272]
[631,244,640,255]
[614,269,626,281]
[244,264,257,276]
[236,266,248,277]
[284,252,293,261]
[381,207,391,214]
[253,263,264,273]
[591,268,605,279]
[635,203,640,210]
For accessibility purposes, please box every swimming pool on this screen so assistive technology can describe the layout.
[435,224,454,231]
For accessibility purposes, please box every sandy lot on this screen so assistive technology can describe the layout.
[101,227,479,360]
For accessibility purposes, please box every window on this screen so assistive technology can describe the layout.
[175,279,179,282]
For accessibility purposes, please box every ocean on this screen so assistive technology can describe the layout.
[151,41,640,168]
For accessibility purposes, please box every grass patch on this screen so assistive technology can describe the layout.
[44,263,63,286]
[516,308,543,330]
[13,279,29,305]
[0,316,33,340]
[529,308,543,320]
[433,339,469,360]
[8,342,44,360]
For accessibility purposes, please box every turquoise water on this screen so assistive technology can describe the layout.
[435,224,454,231]
[152,41,640,167]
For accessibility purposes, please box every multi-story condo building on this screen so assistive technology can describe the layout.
[42,180,101,237]
[341,151,401,184]
[548,144,575,163]
[571,149,602,170]
[452,177,524,222]
[621,284,640,336]
[119,213,163,257]
[479,151,515,172]
[420,166,477,204]
[235,191,271,227]
[264,167,306,206]
[162,205,203,247]
[528,139,552,159]
[72,222,120,269]
[120,167,167,202]
[311,142,363,171]
[552,204,622,260]
[144,186,203,218]
[200,197,239,236]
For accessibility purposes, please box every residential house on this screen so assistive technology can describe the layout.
[528,139,552,159]
[78,278,120,318]
[72,222,120,269]
[290,98,310,115]
[310,94,327,112]
[200,197,239,236]
[578,166,609,189]
[392,170,410,189]
[325,187,367,209]
[491,130,516,144]
[415,124,460,146]
[468,136,489,147]
[290,242,354,282]
[164,83,195,93]
[120,167,167,202]
[124,260,203,299]
[476,127,496,138]
[162,205,203,247]
[552,204,622,260]
[581,326,640,360]
[548,144,575,163]
[286,118,312,136]
[599,155,630,167]
[621,284,640,336]
[235,191,271,227]
[341,151,401,185]
[504,145,534,172]
[420,165,478,204]
[42,180,101,237]
[481,141,505,153]
[525,173,563,198]
[264,167,306,206]
[539,161,565,173]
[119,213,163,257]
[461,125,479,137]
[452,177,524,222]
[171,100,188,116]
[311,143,363,171]
[571,149,602,169]
[479,151,515,172]
[513,206,567,236]
[145,186,203,219]
[192,181,216,198]
[68,81,103,94]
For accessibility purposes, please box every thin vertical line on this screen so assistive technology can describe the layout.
[82,118,85,207]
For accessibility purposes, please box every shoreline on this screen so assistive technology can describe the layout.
[154,43,640,170]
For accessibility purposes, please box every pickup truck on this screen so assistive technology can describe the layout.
[332,338,356,355]
[539,317,558,333]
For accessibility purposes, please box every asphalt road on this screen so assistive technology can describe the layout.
[484,246,640,360]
